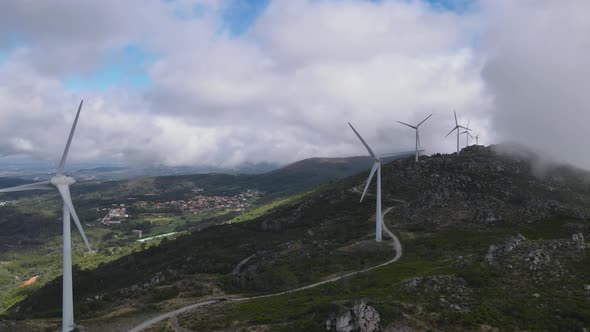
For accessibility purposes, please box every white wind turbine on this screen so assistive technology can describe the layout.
[445,110,470,153]
[348,122,419,242]
[0,100,91,332]
[396,114,432,162]
[474,132,480,145]
[460,120,475,147]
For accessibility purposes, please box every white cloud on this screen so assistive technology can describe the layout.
[0,0,585,169]
[478,0,590,167]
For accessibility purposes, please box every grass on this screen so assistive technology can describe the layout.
[173,215,590,331]
[227,192,307,224]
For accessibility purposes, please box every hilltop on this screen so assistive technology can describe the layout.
[5,146,590,331]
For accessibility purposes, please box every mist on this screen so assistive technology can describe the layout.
[480,0,590,169]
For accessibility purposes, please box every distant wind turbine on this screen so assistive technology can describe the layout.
[348,122,419,242]
[0,100,91,332]
[396,114,432,162]
[460,120,474,147]
[474,132,480,145]
[445,110,470,153]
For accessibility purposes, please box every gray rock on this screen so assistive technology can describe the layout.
[326,300,381,332]
[527,249,550,265]
[485,234,526,264]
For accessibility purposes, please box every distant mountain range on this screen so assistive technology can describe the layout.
[0,162,279,182]
[0,156,382,183]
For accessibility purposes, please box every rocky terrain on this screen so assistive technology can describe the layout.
[385,145,589,229]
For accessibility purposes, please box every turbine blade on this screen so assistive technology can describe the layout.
[57,100,83,175]
[454,110,458,126]
[459,126,472,131]
[0,181,53,193]
[445,126,458,138]
[466,120,470,130]
[348,122,376,159]
[57,184,91,252]
[360,162,379,202]
[417,113,433,127]
[468,132,475,139]
[396,121,416,129]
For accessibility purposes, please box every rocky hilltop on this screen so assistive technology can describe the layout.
[381,145,588,228]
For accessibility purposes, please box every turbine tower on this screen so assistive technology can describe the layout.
[474,132,480,145]
[0,100,91,332]
[349,123,383,241]
[396,114,432,162]
[445,110,470,153]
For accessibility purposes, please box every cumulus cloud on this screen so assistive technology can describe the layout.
[0,0,585,169]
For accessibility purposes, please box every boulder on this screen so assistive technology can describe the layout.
[572,233,585,249]
[325,300,381,332]
[527,249,550,265]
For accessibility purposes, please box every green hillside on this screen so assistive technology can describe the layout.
[0,156,374,315]
[5,146,590,331]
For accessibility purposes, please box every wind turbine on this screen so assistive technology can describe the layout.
[396,113,432,162]
[460,120,474,147]
[445,110,470,153]
[348,122,419,242]
[0,100,91,332]
[474,132,480,145]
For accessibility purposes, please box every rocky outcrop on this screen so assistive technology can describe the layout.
[325,300,381,332]
[526,249,550,265]
[402,275,473,312]
[572,233,585,249]
[386,145,588,229]
[485,234,526,264]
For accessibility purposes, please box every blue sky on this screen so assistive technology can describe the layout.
[0,0,475,93]
[63,44,155,91]
[63,0,272,91]
[45,0,473,92]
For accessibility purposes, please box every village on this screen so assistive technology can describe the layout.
[98,205,129,225]
[97,189,261,226]
[133,189,260,215]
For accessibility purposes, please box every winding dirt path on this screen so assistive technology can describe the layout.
[128,200,405,332]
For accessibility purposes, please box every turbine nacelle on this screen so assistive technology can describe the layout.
[50,175,76,187]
